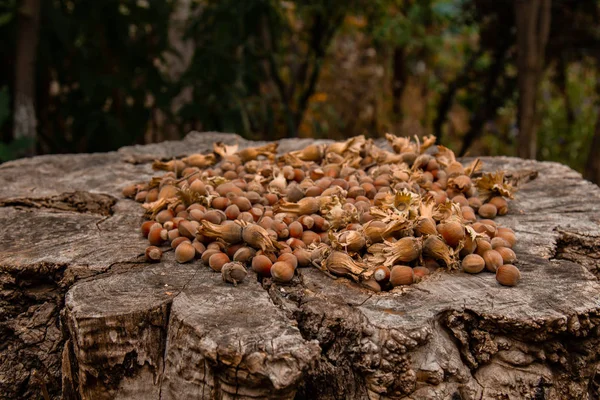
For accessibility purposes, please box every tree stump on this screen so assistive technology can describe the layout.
[1,132,599,400]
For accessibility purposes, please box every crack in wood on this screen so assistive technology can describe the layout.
[551,229,600,277]
[0,191,116,216]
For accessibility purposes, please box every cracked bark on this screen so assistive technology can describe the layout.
[0,132,599,399]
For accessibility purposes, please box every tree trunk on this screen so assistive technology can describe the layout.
[13,0,41,156]
[459,40,514,156]
[392,46,407,119]
[584,106,600,185]
[434,51,481,145]
[1,132,600,399]
[514,0,551,159]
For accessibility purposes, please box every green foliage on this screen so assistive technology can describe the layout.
[538,65,599,170]
[35,0,175,153]
[0,137,34,162]
[181,0,280,137]
[0,0,598,178]
[0,0,15,27]
[183,0,361,138]
[0,84,34,162]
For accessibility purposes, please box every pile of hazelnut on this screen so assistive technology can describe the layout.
[123,134,521,291]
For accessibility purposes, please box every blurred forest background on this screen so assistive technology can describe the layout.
[1,0,600,183]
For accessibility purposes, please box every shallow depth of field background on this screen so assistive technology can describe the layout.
[1,0,599,182]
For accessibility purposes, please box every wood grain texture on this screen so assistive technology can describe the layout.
[0,132,599,399]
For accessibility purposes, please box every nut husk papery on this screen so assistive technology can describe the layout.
[363,219,409,244]
[237,143,278,163]
[273,197,320,215]
[414,217,437,236]
[241,223,282,252]
[332,230,367,253]
[221,261,248,286]
[324,251,371,281]
[198,220,243,244]
[422,235,456,269]
[383,237,422,267]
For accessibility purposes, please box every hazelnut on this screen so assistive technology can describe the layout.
[171,236,190,250]
[495,247,517,264]
[271,261,295,283]
[278,253,298,269]
[141,221,161,238]
[175,242,195,263]
[373,265,391,284]
[251,255,273,276]
[145,246,162,262]
[496,264,520,286]
[209,252,230,272]
[483,250,503,272]
[489,196,508,215]
[478,203,498,219]
[437,221,465,248]
[462,254,485,274]
[390,265,414,286]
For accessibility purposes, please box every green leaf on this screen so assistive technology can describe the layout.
[0,12,13,26]
[432,1,461,19]
[0,137,35,162]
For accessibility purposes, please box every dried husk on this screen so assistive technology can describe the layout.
[364,243,387,266]
[221,261,248,286]
[143,197,180,219]
[309,243,331,265]
[273,197,320,215]
[332,230,366,253]
[291,143,325,162]
[177,186,212,208]
[385,133,416,154]
[433,145,456,167]
[320,196,357,229]
[158,185,179,200]
[323,251,370,281]
[182,154,216,168]
[269,171,287,194]
[375,150,405,165]
[241,223,283,252]
[278,152,309,168]
[475,171,515,202]
[327,135,366,156]
[237,143,278,163]
[363,219,409,244]
[394,189,419,217]
[198,220,243,244]
[422,236,456,269]
[463,158,482,176]
[383,237,422,267]
[415,216,437,236]
[152,159,187,174]
[418,135,437,153]
[447,175,472,193]
[213,142,239,157]
[432,201,463,222]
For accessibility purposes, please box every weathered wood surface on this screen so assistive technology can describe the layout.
[0,132,599,400]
